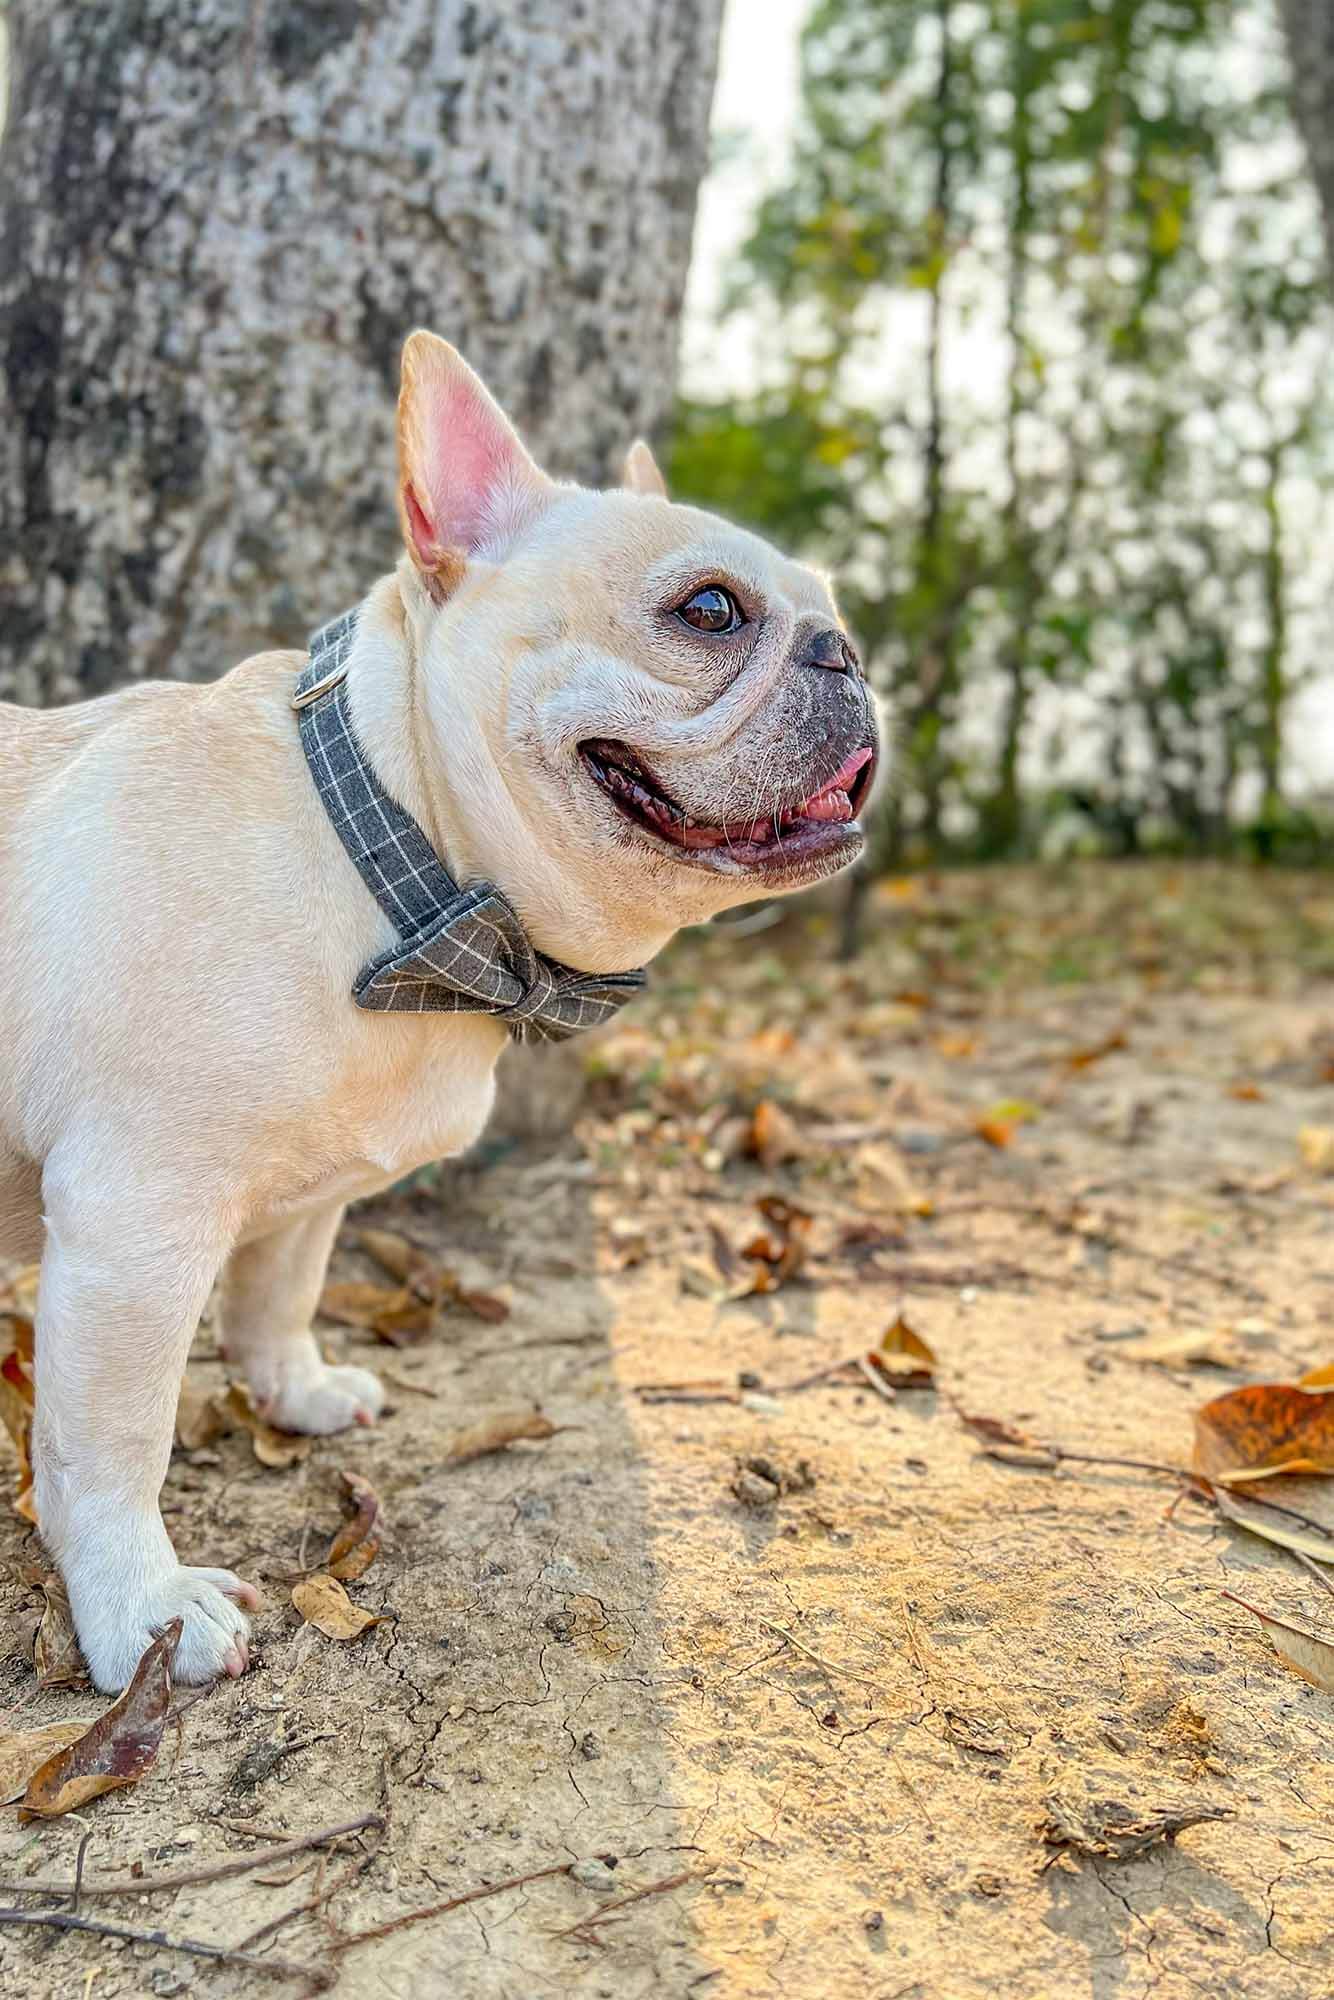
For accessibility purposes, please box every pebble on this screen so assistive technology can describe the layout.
[570,1857,618,1893]
[742,1391,784,1417]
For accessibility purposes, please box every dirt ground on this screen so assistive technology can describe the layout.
[5,861,1334,2000]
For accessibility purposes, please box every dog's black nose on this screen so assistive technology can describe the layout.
[804,628,860,676]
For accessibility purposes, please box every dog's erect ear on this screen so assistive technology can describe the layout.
[396,331,553,596]
[622,439,668,499]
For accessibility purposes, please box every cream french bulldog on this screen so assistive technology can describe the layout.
[0,332,879,1691]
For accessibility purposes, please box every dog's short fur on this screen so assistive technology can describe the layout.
[0,334,879,1689]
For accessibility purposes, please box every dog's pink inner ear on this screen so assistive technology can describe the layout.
[398,332,552,576]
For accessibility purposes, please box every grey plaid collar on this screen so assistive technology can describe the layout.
[292,609,646,1042]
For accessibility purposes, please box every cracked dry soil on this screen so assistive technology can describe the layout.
[4,862,1334,1999]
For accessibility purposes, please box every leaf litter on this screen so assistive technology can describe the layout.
[20,1620,180,1821]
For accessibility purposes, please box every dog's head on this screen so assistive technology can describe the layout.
[393,332,882,966]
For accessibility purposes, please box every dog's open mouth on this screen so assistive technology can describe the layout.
[580,739,876,874]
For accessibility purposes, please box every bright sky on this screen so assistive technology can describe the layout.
[682,0,808,393]
[683,0,1334,799]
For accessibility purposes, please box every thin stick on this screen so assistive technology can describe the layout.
[757,1619,886,1691]
[637,1391,742,1407]
[0,1812,382,1903]
[233,1790,390,1954]
[331,1862,572,1955]
[552,1866,706,1940]
[781,1358,859,1394]
[0,1909,330,1988]
[71,1829,95,1915]
[1295,1551,1334,1603]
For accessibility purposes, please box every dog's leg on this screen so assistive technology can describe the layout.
[33,1172,258,1694]
[218,1204,385,1435]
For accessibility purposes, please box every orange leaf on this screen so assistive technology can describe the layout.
[874,1314,938,1386]
[1193,1380,1334,1485]
[327,1471,384,1582]
[974,1119,1014,1150]
[749,1099,805,1170]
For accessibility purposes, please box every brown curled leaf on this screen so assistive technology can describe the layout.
[33,1572,90,1689]
[444,1411,558,1464]
[872,1313,938,1386]
[20,1620,180,1820]
[174,1379,232,1451]
[220,1383,313,1470]
[318,1280,435,1347]
[327,1471,384,1581]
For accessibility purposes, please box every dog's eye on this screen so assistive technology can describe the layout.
[676,586,745,635]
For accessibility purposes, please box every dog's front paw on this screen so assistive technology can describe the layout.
[72,1564,259,1694]
[262,1361,386,1436]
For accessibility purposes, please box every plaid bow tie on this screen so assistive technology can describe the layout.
[293,610,647,1042]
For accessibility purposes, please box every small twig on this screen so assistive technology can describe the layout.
[233,1777,391,1955]
[0,1909,330,1988]
[637,1391,742,1407]
[1050,1448,1193,1481]
[757,1619,886,1692]
[71,1829,95,1915]
[330,1862,572,1956]
[781,1358,860,1394]
[1295,1551,1334,1603]
[380,1369,440,1399]
[553,1866,708,1941]
[0,1812,382,1902]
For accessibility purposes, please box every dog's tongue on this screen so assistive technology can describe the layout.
[794,746,873,824]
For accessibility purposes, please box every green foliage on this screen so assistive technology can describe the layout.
[672,0,1334,864]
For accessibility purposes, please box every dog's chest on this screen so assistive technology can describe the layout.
[249,1017,507,1231]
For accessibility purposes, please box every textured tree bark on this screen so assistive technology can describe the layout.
[0,0,723,704]
[1280,0,1334,281]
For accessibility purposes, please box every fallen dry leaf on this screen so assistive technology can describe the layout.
[1193,1380,1334,1485]
[852,1144,933,1218]
[355,1227,440,1299]
[291,1572,388,1640]
[33,1573,90,1688]
[0,1721,93,1805]
[453,1281,511,1325]
[871,1313,938,1387]
[444,1410,558,1463]
[742,1195,812,1288]
[1223,1590,1334,1691]
[318,1280,435,1347]
[327,1470,384,1581]
[974,1118,1015,1150]
[749,1099,805,1169]
[174,1379,231,1451]
[1122,1330,1240,1370]
[1211,1486,1334,1567]
[1064,1030,1128,1072]
[1229,1081,1265,1102]
[20,1620,179,1820]
[220,1383,313,1470]
[958,1409,1059,1469]
[0,1326,36,1522]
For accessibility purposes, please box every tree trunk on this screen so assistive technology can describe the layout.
[1280,0,1334,279]
[0,0,722,705]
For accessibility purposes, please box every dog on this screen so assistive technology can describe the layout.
[0,331,880,1690]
